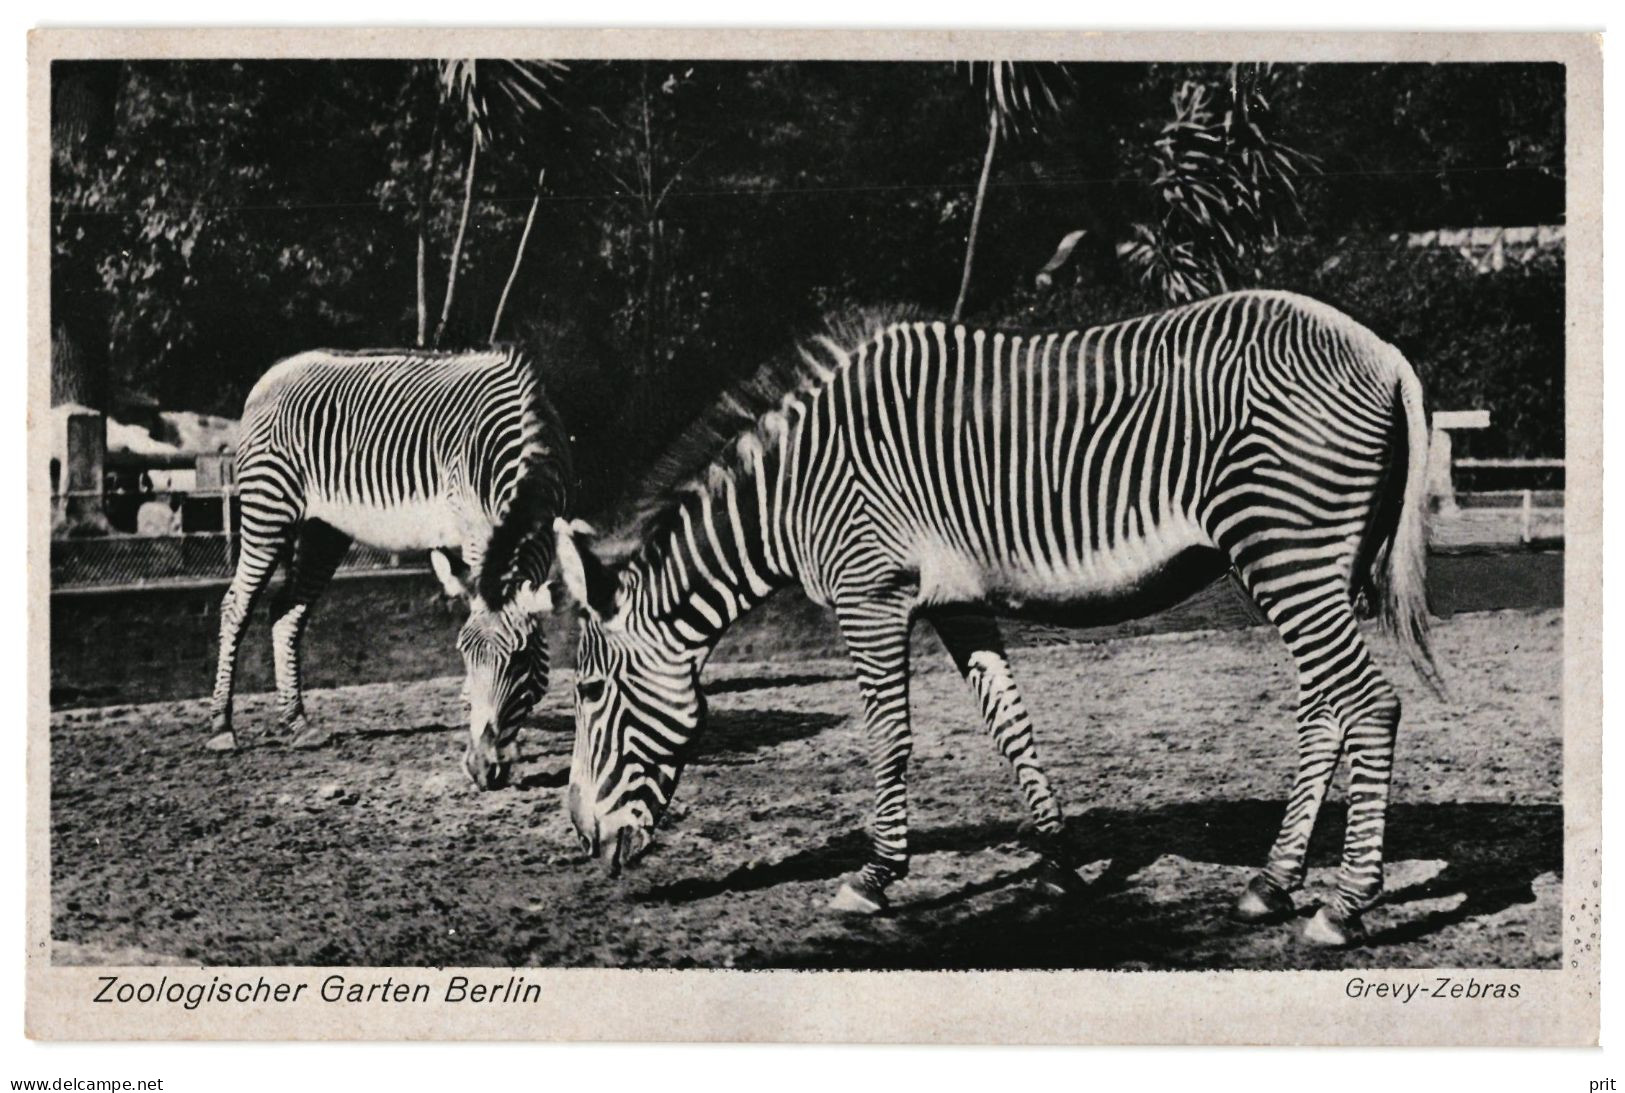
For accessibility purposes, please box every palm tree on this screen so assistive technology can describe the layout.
[489,167,546,344]
[1122,64,1317,303]
[425,59,566,347]
[952,61,1062,322]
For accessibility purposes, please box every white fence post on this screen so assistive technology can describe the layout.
[196,451,237,565]
[1427,409,1490,515]
[62,410,109,533]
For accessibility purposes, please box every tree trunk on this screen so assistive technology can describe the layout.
[414,68,442,348]
[952,108,1000,323]
[415,230,429,347]
[433,130,479,348]
[641,215,657,378]
[51,65,121,410]
[489,169,545,345]
[638,67,657,384]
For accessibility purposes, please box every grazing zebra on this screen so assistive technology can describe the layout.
[554,290,1441,946]
[207,348,570,790]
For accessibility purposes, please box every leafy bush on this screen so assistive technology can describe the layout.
[1260,237,1564,458]
[1001,232,1562,461]
[50,59,1566,518]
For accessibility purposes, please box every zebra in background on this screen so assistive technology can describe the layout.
[554,290,1442,947]
[208,348,570,791]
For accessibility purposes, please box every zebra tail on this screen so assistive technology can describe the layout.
[1379,351,1448,699]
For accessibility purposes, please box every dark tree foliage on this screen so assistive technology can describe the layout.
[51,59,1565,510]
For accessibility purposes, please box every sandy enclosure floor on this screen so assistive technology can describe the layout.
[50,608,1562,970]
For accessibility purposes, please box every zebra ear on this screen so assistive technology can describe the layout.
[553,518,617,618]
[429,550,470,600]
[514,580,553,617]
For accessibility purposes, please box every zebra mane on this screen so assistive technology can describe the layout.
[478,349,572,609]
[602,304,925,565]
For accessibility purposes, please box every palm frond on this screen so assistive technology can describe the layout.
[963,60,1066,136]
[437,59,568,148]
[1127,63,1319,303]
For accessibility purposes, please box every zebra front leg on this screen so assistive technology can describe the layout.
[830,593,916,915]
[269,520,352,749]
[1235,693,1344,924]
[927,609,1079,891]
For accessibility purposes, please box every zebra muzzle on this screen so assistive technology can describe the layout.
[597,821,652,877]
[463,732,512,791]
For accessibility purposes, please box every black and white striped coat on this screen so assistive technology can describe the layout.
[209,348,569,790]
[558,290,1437,946]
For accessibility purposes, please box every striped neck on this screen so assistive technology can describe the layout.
[617,431,798,653]
[474,356,569,609]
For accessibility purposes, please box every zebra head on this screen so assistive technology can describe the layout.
[554,519,705,875]
[430,550,553,791]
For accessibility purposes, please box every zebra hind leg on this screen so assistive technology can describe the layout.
[207,504,296,751]
[1243,586,1400,946]
[829,590,917,916]
[1307,671,1401,947]
[927,608,1082,897]
[1233,692,1344,924]
[268,519,352,749]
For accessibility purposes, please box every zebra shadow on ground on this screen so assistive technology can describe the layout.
[515,708,844,787]
[345,708,843,791]
[506,707,840,760]
[636,799,1561,969]
[705,672,850,695]
[692,709,845,762]
[349,704,845,789]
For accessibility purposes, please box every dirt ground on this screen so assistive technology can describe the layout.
[50,608,1562,970]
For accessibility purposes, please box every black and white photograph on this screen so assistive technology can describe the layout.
[25,28,1602,1046]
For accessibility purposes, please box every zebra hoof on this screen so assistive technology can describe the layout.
[830,876,889,915]
[1233,875,1296,923]
[203,731,237,752]
[1304,905,1366,948]
[289,725,333,750]
[1034,859,1089,900]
